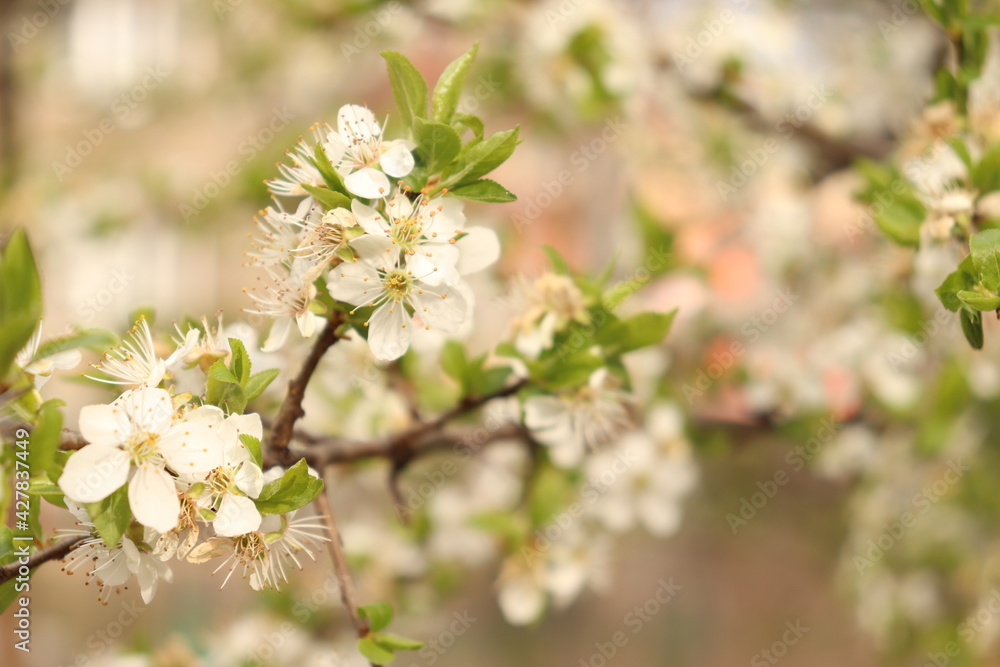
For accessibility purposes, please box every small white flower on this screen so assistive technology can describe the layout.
[497,526,610,625]
[243,263,322,352]
[246,199,320,268]
[15,321,82,388]
[508,273,589,358]
[352,192,499,285]
[62,501,174,605]
[58,387,225,533]
[293,206,359,267]
[322,104,415,199]
[327,234,469,361]
[187,411,265,537]
[187,511,330,591]
[87,317,192,388]
[267,138,325,199]
[584,428,697,537]
[524,369,631,468]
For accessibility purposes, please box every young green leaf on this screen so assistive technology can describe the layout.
[970,228,1000,292]
[413,118,462,174]
[254,459,324,515]
[448,179,517,203]
[311,144,350,196]
[245,368,280,403]
[936,259,976,312]
[444,127,520,188]
[85,485,131,547]
[0,229,43,378]
[358,637,395,665]
[301,184,351,211]
[374,633,424,651]
[960,307,985,349]
[382,51,429,132]
[957,290,1000,311]
[431,43,479,124]
[30,400,63,480]
[240,433,263,469]
[228,338,252,385]
[359,601,395,632]
[596,311,676,355]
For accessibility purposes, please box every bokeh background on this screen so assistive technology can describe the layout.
[4,0,1000,665]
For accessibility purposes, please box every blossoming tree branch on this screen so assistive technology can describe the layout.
[0,47,680,664]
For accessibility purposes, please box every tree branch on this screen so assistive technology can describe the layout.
[267,313,345,465]
[313,481,369,639]
[0,535,88,585]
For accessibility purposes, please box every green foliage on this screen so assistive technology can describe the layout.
[356,602,423,664]
[253,459,324,515]
[431,43,479,124]
[85,486,131,548]
[301,184,351,211]
[205,338,279,413]
[0,229,43,379]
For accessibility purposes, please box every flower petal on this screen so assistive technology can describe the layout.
[498,575,546,626]
[455,226,500,275]
[412,283,468,333]
[351,199,388,236]
[159,422,225,474]
[78,403,126,447]
[262,316,292,352]
[327,259,382,306]
[213,494,263,537]
[345,167,391,199]
[337,104,380,140]
[379,141,415,177]
[368,302,411,361]
[129,466,181,533]
[58,445,130,503]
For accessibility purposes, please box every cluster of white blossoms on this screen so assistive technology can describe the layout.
[246,104,499,361]
[56,320,329,604]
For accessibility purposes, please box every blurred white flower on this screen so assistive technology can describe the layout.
[15,321,82,388]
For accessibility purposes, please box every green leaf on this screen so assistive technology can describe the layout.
[936,259,976,312]
[542,246,571,275]
[596,311,676,355]
[957,290,1000,311]
[85,485,131,547]
[240,433,263,469]
[30,400,62,480]
[382,51,429,133]
[0,525,13,564]
[228,338,251,385]
[960,308,984,349]
[359,601,394,632]
[0,579,19,615]
[31,328,117,365]
[973,144,1000,193]
[970,229,1000,291]
[443,127,520,188]
[358,637,395,665]
[374,633,424,651]
[245,368,280,403]
[431,43,479,124]
[441,341,468,387]
[27,477,67,509]
[254,459,324,515]
[0,229,43,378]
[301,184,351,211]
[452,112,485,139]
[873,195,925,247]
[311,143,350,196]
[448,178,517,203]
[208,360,239,385]
[468,511,527,545]
[413,117,462,174]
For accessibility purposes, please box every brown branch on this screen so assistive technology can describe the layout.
[313,481,369,638]
[267,312,345,465]
[0,535,88,585]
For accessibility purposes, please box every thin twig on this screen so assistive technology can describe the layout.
[313,480,369,638]
[267,312,345,465]
[0,535,88,585]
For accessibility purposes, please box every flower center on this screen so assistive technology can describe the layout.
[205,467,237,498]
[382,269,413,300]
[126,431,164,467]
[390,215,424,252]
[234,531,268,564]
